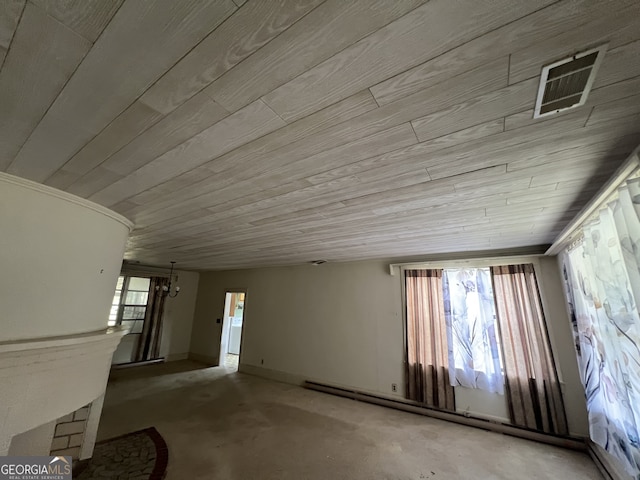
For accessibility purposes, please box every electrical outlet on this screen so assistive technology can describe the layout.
[391,383,397,392]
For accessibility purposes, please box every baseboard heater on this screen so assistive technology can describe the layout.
[304,380,586,452]
[586,441,626,480]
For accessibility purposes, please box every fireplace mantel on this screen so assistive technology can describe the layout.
[1,172,133,458]
[0,327,127,455]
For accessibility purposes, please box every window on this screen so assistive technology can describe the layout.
[108,275,151,334]
[405,263,567,434]
[443,268,503,394]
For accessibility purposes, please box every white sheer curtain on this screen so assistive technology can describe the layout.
[443,268,504,395]
[562,172,640,478]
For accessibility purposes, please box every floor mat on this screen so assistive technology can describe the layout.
[75,427,168,479]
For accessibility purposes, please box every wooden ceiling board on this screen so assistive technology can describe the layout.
[139,0,325,115]
[117,89,378,219]
[426,116,639,180]
[508,1,640,85]
[0,0,24,68]
[107,99,632,260]
[44,103,167,191]
[43,0,319,191]
[305,119,505,186]
[88,99,286,206]
[503,74,640,131]
[138,116,508,232]
[63,166,123,198]
[126,123,418,229]
[204,0,426,113]
[29,0,123,42]
[592,40,640,90]
[0,3,90,170]
[154,205,548,263]
[7,0,237,182]
[0,0,638,270]
[262,0,555,121]
[127,57,508,220]
[586,95,640,126]
[67,93,229,197]
[409,77,537,142]
[44,100,164,189]
[368,0,627,107]
[47,0,320,188]
[62,94,229,198]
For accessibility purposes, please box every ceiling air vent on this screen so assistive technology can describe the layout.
[533,45,607,118]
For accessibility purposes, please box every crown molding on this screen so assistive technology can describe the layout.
[0,171,134,232]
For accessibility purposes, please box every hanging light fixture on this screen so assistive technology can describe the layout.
[156,261,180,298]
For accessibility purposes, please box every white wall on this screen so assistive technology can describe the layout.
[191,255,589,437]
[0,173,131,341]
[160,270,200,361]
[191,260,403,394]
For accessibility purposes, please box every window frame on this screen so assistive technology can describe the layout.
[108,275,152,335]
[399,255,563,384]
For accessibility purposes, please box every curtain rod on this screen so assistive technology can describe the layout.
[388,252,546,275]
[546,145,640,256]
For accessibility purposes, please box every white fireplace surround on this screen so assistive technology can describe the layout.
[0,328,127,455]
[0,172,133,457]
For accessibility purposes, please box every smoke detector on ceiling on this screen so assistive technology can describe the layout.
[533,44,607,119]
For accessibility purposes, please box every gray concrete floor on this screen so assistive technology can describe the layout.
[98,361,602,480]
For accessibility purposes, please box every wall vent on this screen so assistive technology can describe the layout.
[533,45,607,118]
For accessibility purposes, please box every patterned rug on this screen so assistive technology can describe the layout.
[76,427,168,479]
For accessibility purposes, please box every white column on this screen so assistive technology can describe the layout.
[79,393,105,461]
[8,420,57,456]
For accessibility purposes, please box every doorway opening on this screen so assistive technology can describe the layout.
[220,291,246,371]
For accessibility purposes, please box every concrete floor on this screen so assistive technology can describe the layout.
[224,353,239,370]
[98,361,602,480]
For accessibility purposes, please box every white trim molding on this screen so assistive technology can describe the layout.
[547,146,640,255]
[0,171,134,231]
[0,328,127,456]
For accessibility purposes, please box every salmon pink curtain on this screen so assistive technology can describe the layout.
[491,264,568,435]
[405,269,455,411]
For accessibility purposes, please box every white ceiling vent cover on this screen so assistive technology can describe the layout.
[533,45,607,118]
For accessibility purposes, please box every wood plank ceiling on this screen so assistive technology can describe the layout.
[1,0,639,270]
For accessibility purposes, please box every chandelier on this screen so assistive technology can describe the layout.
[156,261,180,298]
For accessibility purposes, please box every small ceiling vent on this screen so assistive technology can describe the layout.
[533,45,607,118]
